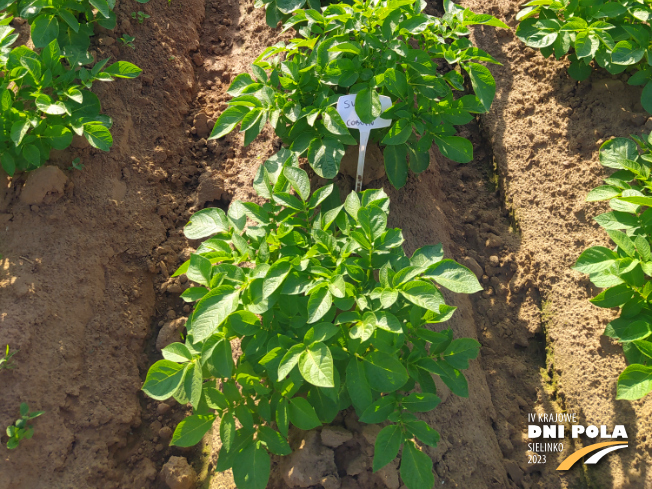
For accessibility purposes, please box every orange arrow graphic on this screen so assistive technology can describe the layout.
[557,442,628,471]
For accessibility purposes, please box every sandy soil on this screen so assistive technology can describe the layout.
[1,0,651,488]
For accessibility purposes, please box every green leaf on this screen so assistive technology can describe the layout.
[574,31,599,60]
[607,230,636,257]
[210,106,249,139]
[411,244,444,268]
[384,68,408,98]
[373,424,402,472]
[277,0,305,14]
[162,343,192,363]
[10,120,29,146]
[31,14,58,48]
[590,283,634,308]
[170,414,216,447]
[43,125,73,150]
[400,281,445,313]
[402,392,441,412]
[600,138,638,169]
[192,286,239,341]
[142,360,185,399]
[347,357,373,415]
[184,207,229,240]
[22,144,41,168]
[364,351,409,392]
[322,107,351,137]
[434,136,473,163]
[442,338,480,370]
[288,397,321,430]
[258,426,291,455]
[83,124,113,152]
[307,287,332,323]
[617,364,652,400]
[220,413,236,451]
[233,443,271,489]
[278,344,305,380]
[299,342,334,387]
[384,144,409,189]
[642,82,652,114]
[465,63,495,111]
[516,18,558,48]
[400,441,435,489]
[103,61,142,79]
[359,395,395,423]
[227,310,261,336]
[424,259,482,293]
[612,40,645,65]
[304,323,339,343]
[308,137,345,179]
[382,119,412,146]
[90,0,111,18]
[573,246,617,274]
[209,338,235,378]
[407,145,429,174]
[405,420,440,447]
[364,311,402,333]
[263,261,292,298]
[181,287,208,303]
[605,316,652,342]
[276,398,289,437]
[283,167,311,201]
[187,253,212,286]
[205,386,229,410]
[355,87,382,124]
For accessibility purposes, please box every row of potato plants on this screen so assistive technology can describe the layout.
[211,0,507,188]
[142,0,507,488]
[514,0,652,400]
[0,0,141,176]
[575,135,652,400]
[516,0,652,112]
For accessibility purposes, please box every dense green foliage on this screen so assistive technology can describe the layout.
[0,1,141,175]
[0,0,117,60]
[257,0,348,28]
[210,0,507,189]
[516,0,652,112]
[5,403,43,449]
[575,132,652,400]
[142,157,483,489]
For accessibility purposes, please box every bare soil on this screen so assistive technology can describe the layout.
[1,0,650,488]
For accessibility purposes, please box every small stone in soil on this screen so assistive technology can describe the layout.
[321,426,353,448]
[161,456,197,489]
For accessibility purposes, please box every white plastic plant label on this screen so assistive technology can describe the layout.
[336,94,392,192]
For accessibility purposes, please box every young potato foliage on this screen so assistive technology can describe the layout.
[0,17,141,175]
[516,0,652,112]
[575,132,652,400]
[5,403,43,449]
[142,156,483,489]
[210,0,507,189]
[256,0,342,28]
[1,0,117,63]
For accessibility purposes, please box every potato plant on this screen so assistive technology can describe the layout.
[142,155,483,489]
[257,0,346,28]
[0,31,141,175]
[575,132,652,400]
[210,0,507,189]
[5,403,43,449]
[0,7,141,175]
[0,0,116,62]
[516,0,652,112]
